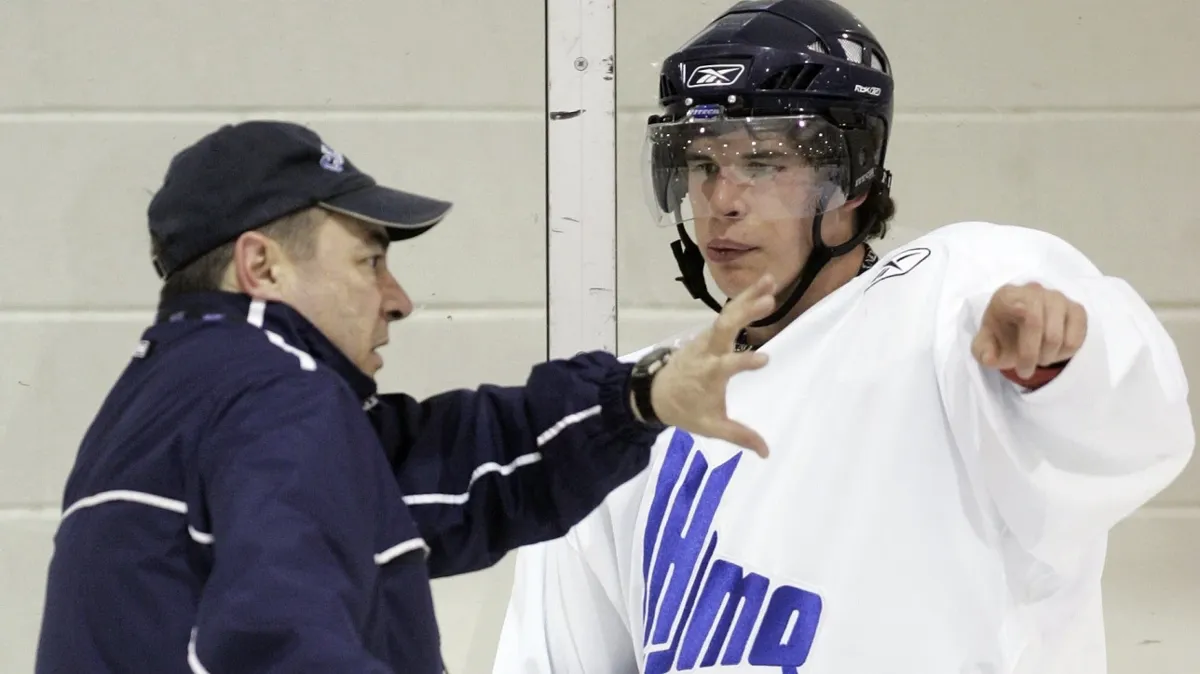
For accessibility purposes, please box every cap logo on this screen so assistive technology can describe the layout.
[319,143,345,173]
[686,64,745,88]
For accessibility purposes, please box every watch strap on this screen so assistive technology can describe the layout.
[630,347,674,426]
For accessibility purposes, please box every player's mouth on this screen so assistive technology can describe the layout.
[706,239,756,263]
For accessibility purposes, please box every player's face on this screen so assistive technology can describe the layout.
[279,213,412,377]
[685,129,855,298]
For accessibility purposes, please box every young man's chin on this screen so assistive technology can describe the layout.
[713,269,762,300]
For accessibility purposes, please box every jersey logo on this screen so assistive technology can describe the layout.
[864,246,931,292]
[642,430,823,674]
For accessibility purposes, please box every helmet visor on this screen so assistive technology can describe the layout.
[643,111,854,230]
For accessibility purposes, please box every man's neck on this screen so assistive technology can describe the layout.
[742,244,870,348]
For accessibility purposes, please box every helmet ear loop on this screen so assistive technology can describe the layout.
[670,211,724,313]
[661,161,725,313]
[828,170,890,256]
[745,174,876,329]
[747,191,836,328]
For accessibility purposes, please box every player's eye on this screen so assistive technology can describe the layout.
[745,162,783,177]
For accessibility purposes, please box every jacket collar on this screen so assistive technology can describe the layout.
[155,291,378,405]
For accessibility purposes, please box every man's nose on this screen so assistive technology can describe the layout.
[707,173,747,218]
[380,271,414,322]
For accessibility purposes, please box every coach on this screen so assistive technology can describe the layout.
[32,121,776,673]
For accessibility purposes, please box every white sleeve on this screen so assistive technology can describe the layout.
[933,223,1195,562]
[492,502,641,674]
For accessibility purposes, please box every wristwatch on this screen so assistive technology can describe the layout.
[629,347,675,427]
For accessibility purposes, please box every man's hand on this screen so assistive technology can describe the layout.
[649,274,778,457]
[971,281,1088,380]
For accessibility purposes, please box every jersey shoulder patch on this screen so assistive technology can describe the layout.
[864,246,932,292]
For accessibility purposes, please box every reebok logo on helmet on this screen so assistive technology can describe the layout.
[686,64,745,87]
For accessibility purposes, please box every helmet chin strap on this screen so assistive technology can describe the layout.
[669,197,876,329]
[670,223,724,313]
[750,206,877,327]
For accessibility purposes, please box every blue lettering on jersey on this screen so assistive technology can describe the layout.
[642,429,823,674]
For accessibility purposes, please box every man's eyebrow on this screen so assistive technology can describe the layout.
[741,149,793,161]
[365,227,390,251]
[683,148,792,162]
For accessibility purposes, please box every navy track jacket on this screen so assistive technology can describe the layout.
[35,291,662,673]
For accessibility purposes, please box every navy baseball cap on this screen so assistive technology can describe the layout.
[147,120,453,279]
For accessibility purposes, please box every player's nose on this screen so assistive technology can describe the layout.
[707,174,748,218]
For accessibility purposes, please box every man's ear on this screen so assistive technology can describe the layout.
[229,232,286,300]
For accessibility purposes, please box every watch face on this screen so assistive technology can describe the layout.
[641,347,671,366]
[634,348,670,377]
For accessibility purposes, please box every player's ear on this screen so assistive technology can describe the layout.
[843,193,868,211]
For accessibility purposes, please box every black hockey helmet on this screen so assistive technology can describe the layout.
[643,0,895,326]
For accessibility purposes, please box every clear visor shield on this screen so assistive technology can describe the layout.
[642,113,853,230]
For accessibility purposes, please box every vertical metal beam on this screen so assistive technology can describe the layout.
[545,0,618,359]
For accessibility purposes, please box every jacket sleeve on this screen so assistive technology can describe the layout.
[377,350,663,578]
[190,371,397,674]
[933,222,1195,563]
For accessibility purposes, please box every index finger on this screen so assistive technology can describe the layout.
[708,274,777,350]
[987,285,1023,320]
[1014,294,1044,378]
[988,283,1046,325]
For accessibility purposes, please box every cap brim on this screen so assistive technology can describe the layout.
[319,185,453,241]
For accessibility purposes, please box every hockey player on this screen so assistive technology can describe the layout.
[491,1,1195,673]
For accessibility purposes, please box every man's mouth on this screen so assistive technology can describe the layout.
[706,240,756,262]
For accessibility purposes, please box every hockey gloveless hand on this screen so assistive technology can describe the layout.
[971,281,1088,382]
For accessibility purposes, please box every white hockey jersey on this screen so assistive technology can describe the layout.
[492,221,1194,674]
